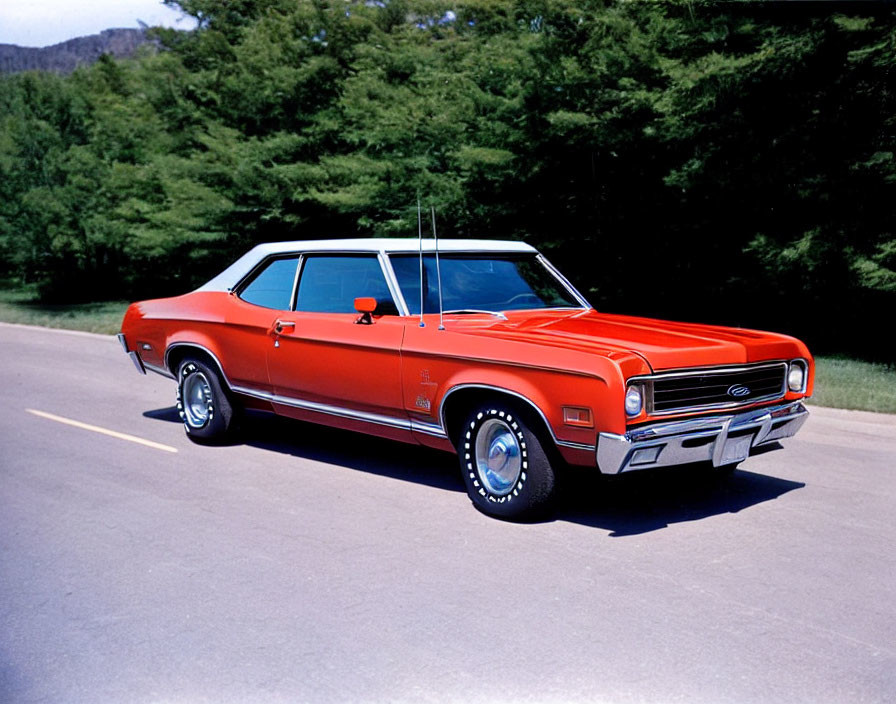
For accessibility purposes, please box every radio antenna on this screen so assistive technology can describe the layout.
[417,200,425,328]
[431,206,445,331]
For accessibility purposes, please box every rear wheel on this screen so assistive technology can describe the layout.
[177,358,236,443]
[458,404,556,520]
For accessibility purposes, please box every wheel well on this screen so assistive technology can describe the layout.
[442,387,555,449]
[165,345,230,390]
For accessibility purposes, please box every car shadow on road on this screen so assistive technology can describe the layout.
[555,464,805,536]
[143,406,181,422]
[144,406,464,493]
[144,406,806,533]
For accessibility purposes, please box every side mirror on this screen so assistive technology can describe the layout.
[354,297,377,325]
[354,297,377,314]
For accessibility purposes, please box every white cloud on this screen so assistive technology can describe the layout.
[0,0,196,48]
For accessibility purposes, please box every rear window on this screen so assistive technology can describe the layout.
[238,257,300,310]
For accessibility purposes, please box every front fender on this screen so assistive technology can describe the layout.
[405,355,625,453]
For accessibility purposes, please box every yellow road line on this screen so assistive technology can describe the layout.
[26,409,178,454]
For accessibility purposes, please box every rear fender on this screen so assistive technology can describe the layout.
[164,335,232,390]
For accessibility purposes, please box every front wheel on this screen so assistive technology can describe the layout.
[177,358,236,443]
[458,404,556,520]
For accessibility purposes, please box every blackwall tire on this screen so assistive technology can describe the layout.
[458,404,556,521]
[176,358,235,443]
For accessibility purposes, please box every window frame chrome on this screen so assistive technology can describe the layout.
[231,253,304,310]
[232,250,405,316]
[378,251,411,317]
[385,250,591,316]
[535,253,592,310]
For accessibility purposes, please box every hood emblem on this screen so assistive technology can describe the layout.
[727,384,751,398]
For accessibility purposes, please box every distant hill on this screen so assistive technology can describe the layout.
[0,28,154,74]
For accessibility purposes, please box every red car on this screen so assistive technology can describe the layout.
[119,238,813,519]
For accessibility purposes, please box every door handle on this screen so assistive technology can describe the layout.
[274,320,295,334]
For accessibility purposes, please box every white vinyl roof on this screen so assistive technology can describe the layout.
[197,238,538,292]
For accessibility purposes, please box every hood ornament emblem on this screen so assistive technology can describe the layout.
[727,384,751,398]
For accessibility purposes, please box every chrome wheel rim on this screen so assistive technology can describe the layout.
[475,418,522,496]
[182,372,212,428]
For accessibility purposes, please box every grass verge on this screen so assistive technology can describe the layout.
[808,357,896,415]
[0,288,128,335]
[1,288,894,414]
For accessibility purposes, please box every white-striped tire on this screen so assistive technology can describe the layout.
[458,404,556,520]
[176,358,235,443]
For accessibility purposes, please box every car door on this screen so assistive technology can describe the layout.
[223,255,301,394]
[266,253,410,436]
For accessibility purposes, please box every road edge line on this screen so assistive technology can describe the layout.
[0,321,115,340]
[26,409,179,454]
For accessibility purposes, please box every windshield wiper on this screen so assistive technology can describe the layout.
[442,309,508,320]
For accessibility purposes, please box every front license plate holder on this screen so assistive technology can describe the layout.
[719,433,753,466]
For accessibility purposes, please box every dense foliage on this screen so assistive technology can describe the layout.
[1,0,894,357]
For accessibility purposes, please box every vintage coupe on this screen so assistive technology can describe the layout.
[119,238,812,519]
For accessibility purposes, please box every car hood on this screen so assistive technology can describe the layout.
[460,309,807,372]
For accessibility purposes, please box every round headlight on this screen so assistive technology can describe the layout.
[625,385,643,416]
[787,362,805,392]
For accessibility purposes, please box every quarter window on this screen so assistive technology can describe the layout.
[295,255,396,314]
[239,257,300,310]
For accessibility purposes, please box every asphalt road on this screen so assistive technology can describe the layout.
[1,322,895,704]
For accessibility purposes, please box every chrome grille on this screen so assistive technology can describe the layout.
[649,362,787,415]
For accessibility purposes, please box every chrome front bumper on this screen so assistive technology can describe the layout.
[597,401,809,474]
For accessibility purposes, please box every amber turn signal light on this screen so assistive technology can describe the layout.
[562,406,593,428]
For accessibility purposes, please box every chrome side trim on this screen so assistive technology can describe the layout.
[166,341,450,438]
[144,362,175,379]
[230,380,584,450]
[230,384,426,434]
[556,439,597,452]
[164,347,589,450]
[230,385,273,401]
[410,419,448,438]
[597,401,809,474]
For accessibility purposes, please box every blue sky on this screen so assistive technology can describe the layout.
[0,1,196,47]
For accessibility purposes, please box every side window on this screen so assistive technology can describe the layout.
[295,255,396,314]
[239,257,300,310]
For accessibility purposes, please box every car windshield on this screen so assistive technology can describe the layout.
[389,253,583,315]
